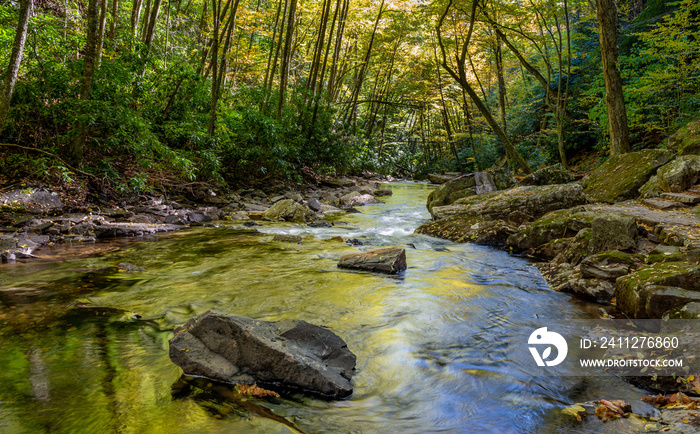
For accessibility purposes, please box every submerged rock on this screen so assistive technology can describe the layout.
[337,247,407,274]
[169,311,356,399]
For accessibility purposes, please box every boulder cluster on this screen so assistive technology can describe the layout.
[419,154,700,321]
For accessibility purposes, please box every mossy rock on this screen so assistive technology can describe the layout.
[589,213,637,253]
[615,262,700,318]
[584,149,675,203]
[414,215,516,246]
[433,183,587,221]
[656,155,700,193]
[645,245,684,264]
[506,206,595,252]
[580,250,635,280]
[554,228,594,265]
[664,302,700,319]
[669,118,700,155]
[426,175,477,213]
[638,175,662,198]
[516,163,574,186]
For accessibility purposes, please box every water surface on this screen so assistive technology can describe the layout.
[0,182,647,433]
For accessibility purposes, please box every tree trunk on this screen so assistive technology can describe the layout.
[97,0,108,64]
[0,0,32,127]
[131,0,143,39]
[436,0,531,174]
[110,0,119,40]
[276,0,297,118]
[494,28,507,134]
[596,0,630,155]
[69,0,100,161]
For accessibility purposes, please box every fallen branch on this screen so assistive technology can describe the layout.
[0,143,98,180]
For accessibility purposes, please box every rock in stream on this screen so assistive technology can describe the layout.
[169,311,356,399]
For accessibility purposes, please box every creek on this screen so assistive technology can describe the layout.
[0,182,649,433]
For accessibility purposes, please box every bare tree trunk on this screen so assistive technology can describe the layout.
[69,0,100,161]
[596,0,630,155]
[208,0,221,136]
[494,28,507,134]
[436,0,531,174]
[276,0,297,118]
[144,0,162,48]
[346,0,385,130]
[97,0,108,64]
[131,0,143,39]
[0,0,32,127]
[110,0,119,40]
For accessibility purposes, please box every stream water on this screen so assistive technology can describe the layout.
[0,182,650,433]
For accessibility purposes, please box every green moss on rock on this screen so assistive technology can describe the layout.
[615,262,700,318]
[669,119,700,155]
[584,149,675,203]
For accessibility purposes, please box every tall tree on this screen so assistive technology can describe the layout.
[0,0,32,127]
[69,0,100,160]
[596,0,631,155]
[436,0,532,174]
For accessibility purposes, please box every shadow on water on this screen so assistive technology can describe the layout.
[0,182,650,433]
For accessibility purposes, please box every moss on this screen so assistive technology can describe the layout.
[669,119,700,156]
[594,250,635,265]
[584,149,675,203]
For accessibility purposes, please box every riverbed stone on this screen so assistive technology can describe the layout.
[664,302,700,319]
[426,175,477,212]
[337,248,407,274]
[428,173,459,184]
[169,311,356,398]
[272,234,302,243]
[584,149,675,203]
[93,222,181,238]
[656,155,700,193]
[615,262,700,318]
[263,199,315,223]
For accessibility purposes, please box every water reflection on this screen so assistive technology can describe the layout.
[0,182,647,433]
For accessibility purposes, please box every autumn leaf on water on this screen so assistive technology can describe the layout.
[235,383,280,398]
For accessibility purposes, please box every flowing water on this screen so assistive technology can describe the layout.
[0,182,649,433]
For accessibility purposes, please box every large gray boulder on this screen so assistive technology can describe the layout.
[656,155,700,192]
[0,187,63,213]
[263,199,315,223]
[516,163,574,186]
[338,248,407,274]
[430,183,587,221]
[426,168,514,213]
[169,311,356,398]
